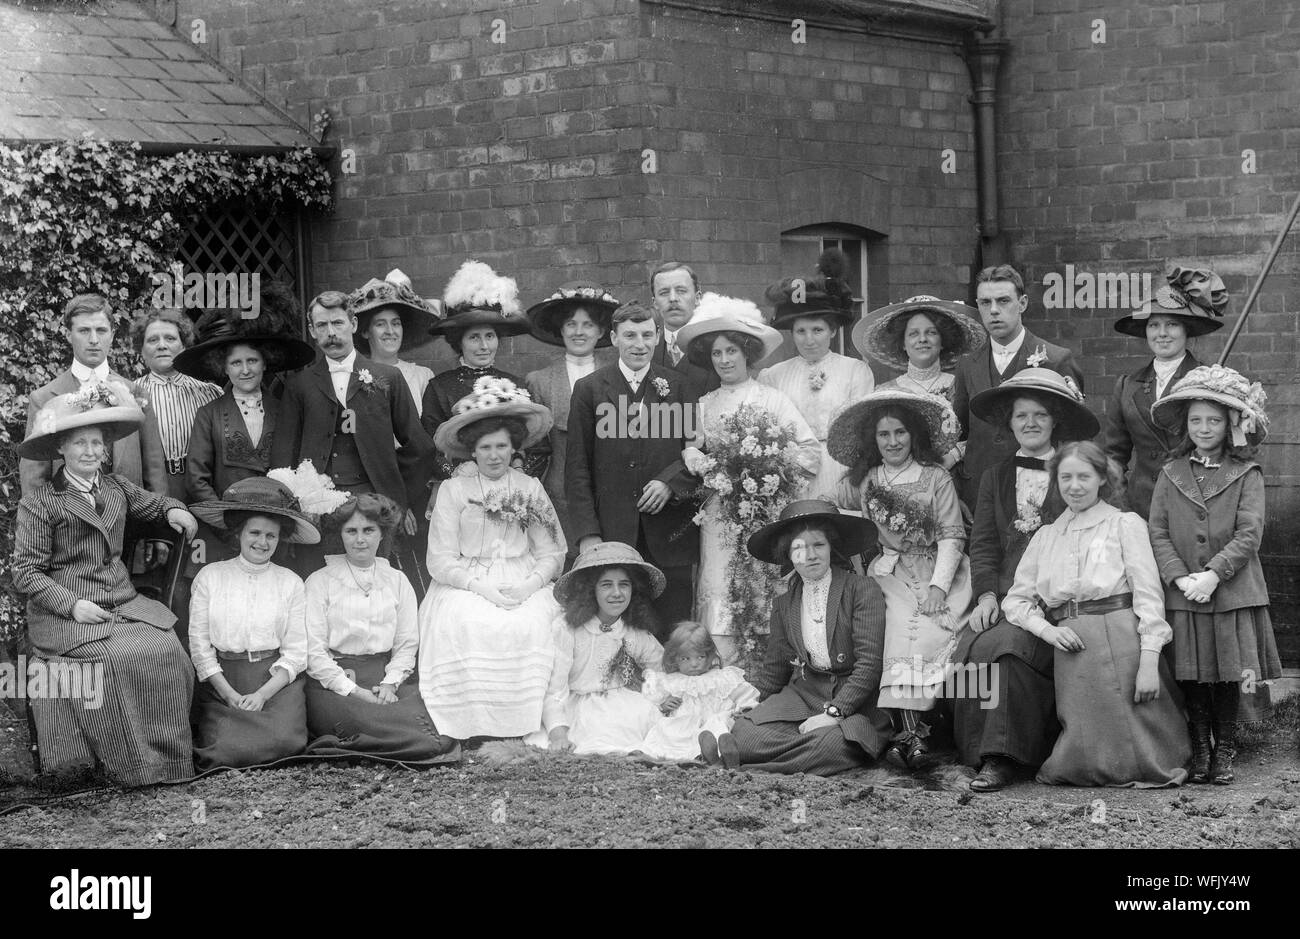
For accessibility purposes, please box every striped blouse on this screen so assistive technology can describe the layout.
[135,371,222,465]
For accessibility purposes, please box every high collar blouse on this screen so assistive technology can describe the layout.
[304,555,418,696]
[1001,500,1172,652]
[188,556,308,682]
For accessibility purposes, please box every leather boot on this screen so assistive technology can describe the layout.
[1181,682,1212,784]
[1209,682,1239,785]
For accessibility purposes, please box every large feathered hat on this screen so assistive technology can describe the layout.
[429,260,531,339]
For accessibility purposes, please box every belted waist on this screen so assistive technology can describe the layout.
[328,649,388,663]
[217,647,279,662]
[1045,593,1133,624]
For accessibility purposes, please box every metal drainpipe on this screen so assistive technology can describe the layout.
[965,32,1008,268]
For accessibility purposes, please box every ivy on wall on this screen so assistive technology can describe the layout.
[0,135,333,641]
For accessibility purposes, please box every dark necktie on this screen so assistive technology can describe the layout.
[90,482,106,516]
[1014,456,1047,471]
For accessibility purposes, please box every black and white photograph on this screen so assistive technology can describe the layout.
[0,0,1296,900]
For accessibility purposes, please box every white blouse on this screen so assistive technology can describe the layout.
[304,556,418,696]
[395,359,436,416]
[799,570,833,669]
[541,615,664,731]
[189,556,308,682]
[1002,500,1172,652]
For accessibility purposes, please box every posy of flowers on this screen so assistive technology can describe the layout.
[863,481,934,544]
[470,487,559,541]
[688,404,806,664]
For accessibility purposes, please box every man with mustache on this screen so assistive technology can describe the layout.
[951,265,1085,508]
[271,290,434,579]
[649,261,720,392]
[21,293,167,497]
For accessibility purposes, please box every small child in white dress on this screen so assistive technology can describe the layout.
[639,622,760,761]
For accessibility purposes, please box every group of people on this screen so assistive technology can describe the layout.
[10,255,1282,793]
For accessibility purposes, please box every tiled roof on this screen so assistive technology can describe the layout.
[0,0,315,150]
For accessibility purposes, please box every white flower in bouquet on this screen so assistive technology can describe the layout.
[742,476,758,494]
[740,435,759,455]
[761,474,780,495]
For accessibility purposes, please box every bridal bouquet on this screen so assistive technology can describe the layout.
[689,404,808,664]
[470,487,559,541]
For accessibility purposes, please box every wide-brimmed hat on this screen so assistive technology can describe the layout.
[852,296,986,371]
[746,499,876,566]
[1150,364,1269,447]
[826,388,961,468]
[526,281,620,347]
[554,541,667,604]
[351,268,441,354]
[969,367,1100,442]
[174,307,316,382]
[429,260,531,339]
[1114,267,1228,338]
[19,382,145,461]
[433,375,553,459]
[189,476,321,544]
[765,250,856,329]
[675,293,784,368]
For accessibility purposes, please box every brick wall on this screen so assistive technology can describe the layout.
[170,0,981,381]
[996,0,1300,659]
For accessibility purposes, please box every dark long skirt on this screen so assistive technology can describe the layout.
[952,620,1059,769]
[193,656,307,770]
[1038,608,1189,788]
[305,653,459,764]
[29,620,194,786]
[730,670,893,776]
[1168,606,1281,683]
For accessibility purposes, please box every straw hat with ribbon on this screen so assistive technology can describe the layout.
[852,295,986,371]
[174,306,316,383]
[1114,266,1229,338]
[432,375,553,460]
[675,293,784,368]
[746,498,876,566]
[19,383,145,461]
[968,367,1100,443]
[1150,364,1269,447]
[526,281,620,347]
[826,388,961,469]
[350,268,441,354]
[554,540,667,604]
[189,475,322,544]
[429,260,531,339]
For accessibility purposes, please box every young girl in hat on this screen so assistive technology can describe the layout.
[417,378,563,741]
[637,621,760,762]
[1149,365,1281,785]
[828,389,971,768]
[188,476,321,769]
[723,500,893,774]
[13,387,199,785]
[542,542,666,755]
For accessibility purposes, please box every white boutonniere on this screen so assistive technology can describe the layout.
[357,369,380,394]
[652,376,670,398]
[1026,344,1047,368]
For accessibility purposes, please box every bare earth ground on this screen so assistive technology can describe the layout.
[1,698,1297,848]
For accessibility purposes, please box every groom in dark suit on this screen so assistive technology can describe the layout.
[952,265,1085,507]
[648,261,720,393]
[567,301,703,630]
[271,290,433,573]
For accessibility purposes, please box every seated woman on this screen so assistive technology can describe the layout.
[722,501,892,774]
[188,477,318,769]
[542,542,666,755]
[304,493,458,764]
[954,368,1099,792]
[417,379,563,741]
[13,389,199,786]
[1003,441,1190,787]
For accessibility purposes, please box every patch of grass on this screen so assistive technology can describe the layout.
[1239,691,1299,751]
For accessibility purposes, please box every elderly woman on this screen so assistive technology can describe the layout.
[1003,441,1189,787]
[676,293,821,663]
[719,501,892,773]
[1104,267,1227,520]
[13,389,199,785]
[759,253,874,501]
[304,493,459,763]
[524,281,619,552]
[130,308,221,500]
[417,378,563,740]
[952,368,1099,791]
[421,260,532,483]
[188,477,318,769]
[853,295,985,469]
